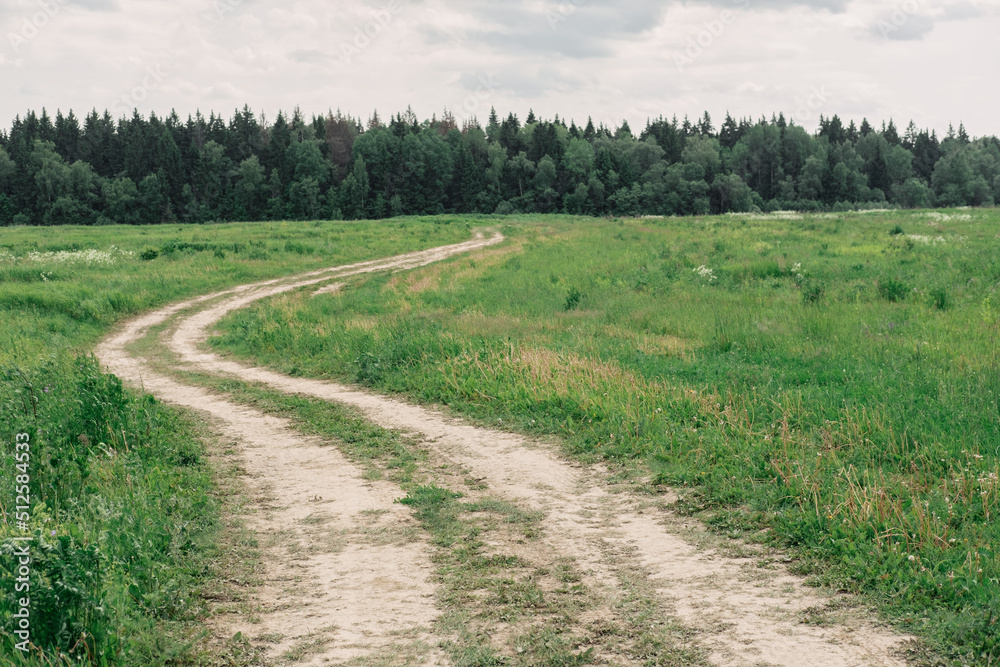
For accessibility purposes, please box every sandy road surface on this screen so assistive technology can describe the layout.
[97,229,911,666]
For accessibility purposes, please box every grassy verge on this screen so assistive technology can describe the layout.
[210,210,1000,664]
[0,217,473,664]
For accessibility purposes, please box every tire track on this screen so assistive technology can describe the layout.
[98,229,912,666]
[96,232,502,665]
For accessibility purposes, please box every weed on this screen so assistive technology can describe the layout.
[801,281,825,305]
[930,287,950,311]
[564,286,584,311]
[877,277,909,302]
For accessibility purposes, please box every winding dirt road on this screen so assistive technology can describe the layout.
[96,230,913,666]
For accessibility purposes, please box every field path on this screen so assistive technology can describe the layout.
[97,229,912,666]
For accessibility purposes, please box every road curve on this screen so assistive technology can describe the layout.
[96,228,912,666]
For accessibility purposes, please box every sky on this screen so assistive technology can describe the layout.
[1,0,998,137]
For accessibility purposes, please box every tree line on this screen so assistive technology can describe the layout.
[0,105,997,226]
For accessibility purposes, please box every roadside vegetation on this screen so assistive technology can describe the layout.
[211,209,1000,664]
[0,218,470,664]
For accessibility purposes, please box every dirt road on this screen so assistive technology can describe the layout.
[96,230,912,666]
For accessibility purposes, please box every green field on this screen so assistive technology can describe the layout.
[208,210,1000,663]
[4,210,1000,664]
[0,218,471,664]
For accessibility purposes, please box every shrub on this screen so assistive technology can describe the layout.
[802,281,825,305]
[139,247,159,261]
[564,287,584,311]
[889,224,905,236]
[930,287,950,310]
[0,533,114,661]
[877,277,909,302]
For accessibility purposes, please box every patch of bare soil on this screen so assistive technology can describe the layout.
[99,230,912,666]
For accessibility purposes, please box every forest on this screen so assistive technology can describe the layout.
[0,105,998,225]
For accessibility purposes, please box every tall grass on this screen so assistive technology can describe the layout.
[0,217,471,664]
[212,211,1000,663]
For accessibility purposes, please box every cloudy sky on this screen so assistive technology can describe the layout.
[1,0,997,136]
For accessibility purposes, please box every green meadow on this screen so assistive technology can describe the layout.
[0,218,470,665]
[209,210,1000,663]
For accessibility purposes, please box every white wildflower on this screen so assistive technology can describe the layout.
[693,265,717,282]
[21,245,135,265]
[928,212,972,223]
[740,211,803,221]
[906,234,949,246]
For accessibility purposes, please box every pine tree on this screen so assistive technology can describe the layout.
[884,119,900,146]
[698,111,714,136]
[846,120,859,144]
[719,113,738,149]
[54,110,81,162]
[903,121,918,150]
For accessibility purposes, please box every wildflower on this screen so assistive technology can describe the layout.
[22,247,135,266]
[693,265,717,282]
[908,555,916,561]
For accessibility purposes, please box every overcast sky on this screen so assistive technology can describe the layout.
[1,0,997,137]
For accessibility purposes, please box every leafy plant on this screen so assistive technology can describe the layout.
[877,277,909,302]
[564,287,584,311]
[0,533,113,661]
[930,287,950,310]
[801,280,825,305]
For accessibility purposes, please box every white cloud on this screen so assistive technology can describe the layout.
[0,0,996,137]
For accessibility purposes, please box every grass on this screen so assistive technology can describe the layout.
[209,209,1000,664]
[0,216,473,665]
